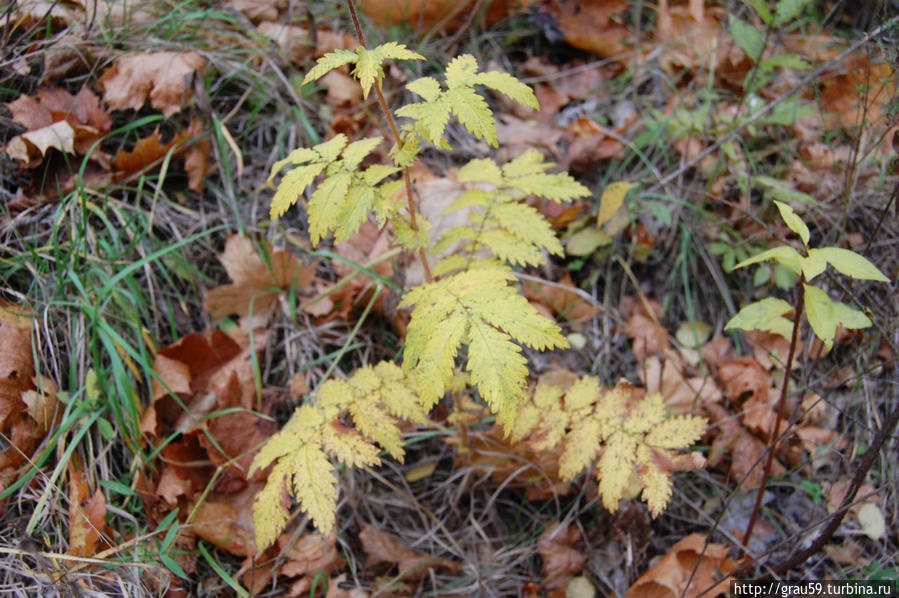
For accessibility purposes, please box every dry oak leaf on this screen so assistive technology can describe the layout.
[98,51,206,117]
[205,235,316,330]
[538,522,587,590]
[112,118,213,193]
[625,533,737,598]
[5,87,111,167]
[358,523,461,581]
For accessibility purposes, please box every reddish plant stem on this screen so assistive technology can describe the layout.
[741,275,805,552]
[344,0,433,283]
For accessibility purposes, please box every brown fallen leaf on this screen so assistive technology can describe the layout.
[68,457,109,558]
[358,0,523,32]
[190,484,261,556]
[256,22,309,64]
[232,0,285,23]
[542,0,631,59]
[112,118,213,193]
[622,297,669,361]
[98,51,206,117]
[522,273,600,324]
[5,87,112,168]
[719,356,771,404]
[624,533,737,598]
[538,522,587,590]
[358,523,461,581]
[205,235,317,330]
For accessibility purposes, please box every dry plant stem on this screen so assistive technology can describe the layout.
[770,400,899,575]
[344,0,433,283]
[741,275,805,552]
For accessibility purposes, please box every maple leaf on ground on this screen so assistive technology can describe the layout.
[98,51,206,117]
[204,235,316,330]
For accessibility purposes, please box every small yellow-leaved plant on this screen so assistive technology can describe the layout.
[250,8,708,550]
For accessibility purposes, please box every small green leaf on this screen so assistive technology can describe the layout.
[725,297,794,339]
[733,245,803,275]
[729,15,765,62]
[801,249,828,281]
[744,0,773,24]
[774,0,812,27]
[773,200,810,246]
[814,247,889,282]
[760,54,811,70]
[804,284,872,350]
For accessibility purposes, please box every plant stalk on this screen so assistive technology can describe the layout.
[741,275,805,551]
[344,0,433,283]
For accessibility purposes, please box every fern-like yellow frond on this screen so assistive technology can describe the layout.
[268,134,401,243]
[433,152,589,273]
[400,267,568,424]
[250,361,427,548]
[508,378,707,518]
[303,43,424,98]
[397,54,537,148]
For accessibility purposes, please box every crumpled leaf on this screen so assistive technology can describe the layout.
[4,87,111,167]
[112,118,214,192]
[625,533,737,598]
[358,523,460,580]
[98,51,206,117]
[538,523,587,590]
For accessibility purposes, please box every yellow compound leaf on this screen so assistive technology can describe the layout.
[398,54,536,148]
[639,457,672,518]
[252,460,292,551]
[559,417,601,480]
[598,432,638,513]
[322,423,381,468]
[291,442,338,534]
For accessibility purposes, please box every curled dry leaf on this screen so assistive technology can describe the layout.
[112,118,214,193]
[205,235,317,330]
[5,87,111,168]
[358,523,461,581]
[625,533,737,598]
[98,51,206,117]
